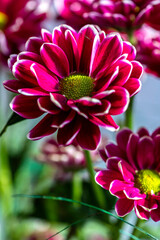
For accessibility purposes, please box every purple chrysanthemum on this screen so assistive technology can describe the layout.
[55,0,160,31]
[0,0,48,65]
[4,24,142,150]
[96,127,160,221]
[136,25,160,78]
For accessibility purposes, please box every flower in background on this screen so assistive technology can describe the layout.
[0,0,48,65]
[4,24,143,150]
[96,127,160,221]
[136,25,160,78]
[54,0,160,32]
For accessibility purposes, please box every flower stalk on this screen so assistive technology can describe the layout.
[84,150,106,209]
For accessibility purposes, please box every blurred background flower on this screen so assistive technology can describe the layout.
[0,0,50,65]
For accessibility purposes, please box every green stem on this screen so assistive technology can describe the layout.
[130,217,142,239]
[72,171,82,207]
[84,150,106,209]
[125,96,134,129]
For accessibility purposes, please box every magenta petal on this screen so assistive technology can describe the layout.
[116,128,132,152]
[76,120,101,150]
[151,127,160,138]
[130,61,143,79]
[118,161,135,181]
[90,115,119,131]
[110,180,132,198]
[122,41,136,61]
[40,43,69,78]
[134,205,150,220]
[57,117,81,146]
[31,63,58,92]
[137,127,149,138]
[10,95,43,119]
[18,51,43,64]
[154,135,160,170]
[50,93,68,110]
[137,136,154,169]
[124,188,144,200]
[108,87,130,115]
[76,97,101,106]
[41,29,52,42]
[38,97,61,114]
[105,144,124,159]
[18,87,49,96]
[8,54,17,71]
[26,37,44,53]
[91,34,123,77]
[115,198,134,217]
[137,198,158,211]
[126,133,139,169]
[123,77,141,97]
[151,206,160,222]
[3,80,28,93]
[95,170,121,190]
[13,60,37,85]
[28,115,57,140]
[51,111,76,128]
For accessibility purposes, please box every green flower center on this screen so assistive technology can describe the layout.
[134,169,160,195]
[0,12,8,30]
[59,74,94,100]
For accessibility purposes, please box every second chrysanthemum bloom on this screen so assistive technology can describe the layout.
[4,24,143,150]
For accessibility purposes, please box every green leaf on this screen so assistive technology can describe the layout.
[13,194,158,240]
[0,112,25,137]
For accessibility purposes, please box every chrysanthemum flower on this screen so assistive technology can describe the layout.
[0,0,48,65]
[55,0,160,31]
[4,24,142,150]
[136,25,160,78]
[96,127,160,221]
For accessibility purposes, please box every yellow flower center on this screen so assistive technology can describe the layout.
[59,74,94,100]
[0,12,8,30]
[134,169,160,195]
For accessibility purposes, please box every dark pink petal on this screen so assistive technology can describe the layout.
[115,198,134,217]
[50,93,68,110]
[3,80,29,93]
[26,37,44,54]
[89,100,111,116]
[137,127,149,138]
[123,77,141,97]
[76,120,101,150]
[116,128,132,152]
[108,87,130,115]
[90,115,119,131]
[107,157,122,172]
[18,87,49,96]
[122,41,136,61]
[38,97,61,114]
[111,60,132,86]
[40,43,69,78]
[118,160,135,181]
[126,133,139,169]
[91,34,123,78]
[137,198,158,211]
[124,188,144,200]
[8,54,17,71]
[95,170,122,190]
[57,117,81,146]
[105,144,125,159]
[78,25,99,74]
[137,136,154,169]
[151,127,160,138]
[31,63,58,92]
[130,61,143,79]
[67,100,88,119]
[94,90,115,99]
[10,95,43,119]
[154,135,160,169]
[13,60,37,85]
[27,115,57,140]
[110,180,132,198]
[51,111,76,128]
[41,29,52,42]
[75,97,101,106]
[134,205,150,220]
[151,206,160,222]
[18,51,43,64]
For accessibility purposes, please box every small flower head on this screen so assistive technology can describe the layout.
[96,127,160,221]
[55,0,160,31]
[4,24,143,150]
[0,0,48,65]
[136,25,160,78]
